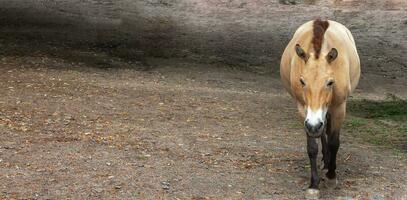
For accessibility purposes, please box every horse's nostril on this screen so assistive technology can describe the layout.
[317,122,324,130]
[305,121,312,130]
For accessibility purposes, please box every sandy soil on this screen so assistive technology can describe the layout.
[0,54,406,199]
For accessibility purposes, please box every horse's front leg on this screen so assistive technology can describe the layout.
[325,103,346,186]
[321,118,329,170]
[326,132,340,179]
[306,136,320,199]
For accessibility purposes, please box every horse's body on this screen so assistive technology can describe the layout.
[280,19,360,198]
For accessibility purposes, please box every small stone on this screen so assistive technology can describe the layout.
[305,188,320,200]
[161,181,170,190]
[373,194,384,200]
[94,188,103,193]
[279,0,297,4]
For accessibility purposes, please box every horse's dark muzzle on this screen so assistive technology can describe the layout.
[304,120,324,138]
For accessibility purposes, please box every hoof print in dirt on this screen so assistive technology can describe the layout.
[305,188,320,200]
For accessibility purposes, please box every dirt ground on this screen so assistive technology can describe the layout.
[0,49,406,199]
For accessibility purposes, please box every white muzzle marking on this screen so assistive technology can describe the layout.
[306,107,327,126]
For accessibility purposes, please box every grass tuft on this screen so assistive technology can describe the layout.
[345,97,407,152]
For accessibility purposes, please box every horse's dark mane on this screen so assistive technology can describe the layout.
[312,19,329,59]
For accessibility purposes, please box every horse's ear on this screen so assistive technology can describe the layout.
[295,44,309,62]
[326,48,338,63]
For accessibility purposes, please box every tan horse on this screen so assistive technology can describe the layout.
[280,19,360,198]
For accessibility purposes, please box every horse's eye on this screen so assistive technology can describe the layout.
[300,78,306,87]
[327,80,334,87]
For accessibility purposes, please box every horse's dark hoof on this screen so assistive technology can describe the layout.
[305,188,320,199]
[324,177,338,188]
[325,171,336,179]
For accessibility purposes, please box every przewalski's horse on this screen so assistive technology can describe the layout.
[280,19,360,198]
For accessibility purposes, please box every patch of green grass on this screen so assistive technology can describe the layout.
[345,118,367,129]
[345,97,407,151]
[348,97,407,120]
[287,122,303,129]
